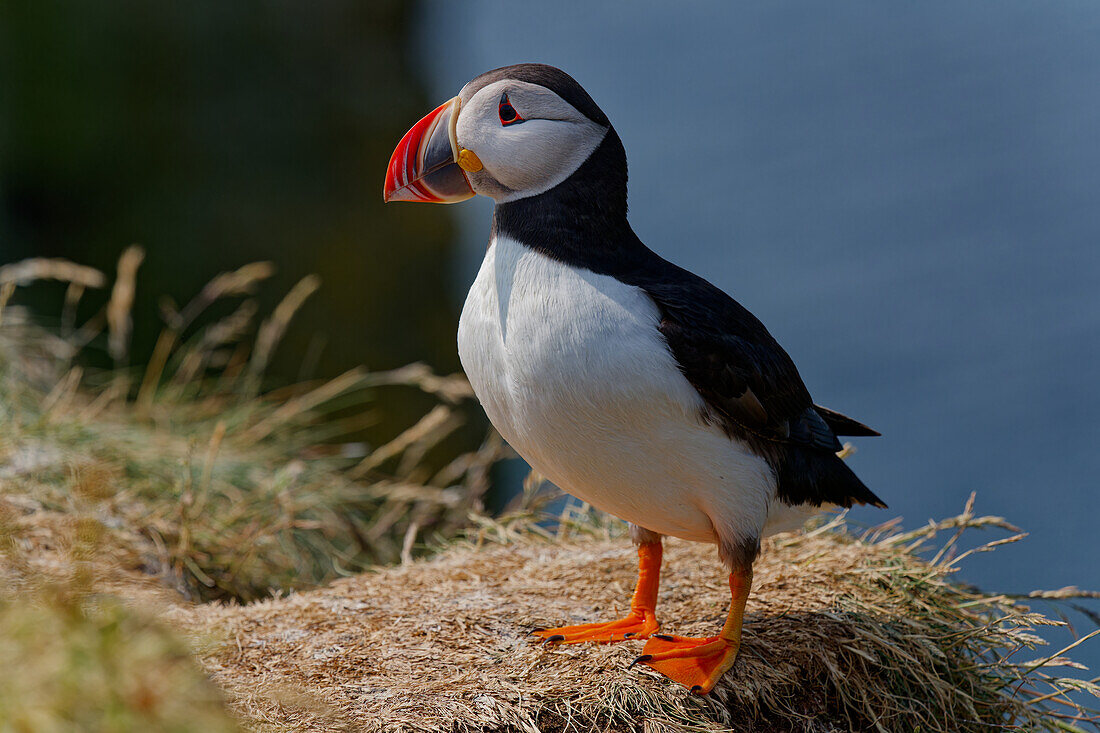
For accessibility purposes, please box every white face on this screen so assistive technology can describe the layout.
[455,79,608,203]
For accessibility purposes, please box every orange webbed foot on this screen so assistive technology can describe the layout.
[531,609,659,644]
[633,633,740,694]
[532,542,663,645]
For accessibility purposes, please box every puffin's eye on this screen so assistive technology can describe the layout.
[498,93,524,126]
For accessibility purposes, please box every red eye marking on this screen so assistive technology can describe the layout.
[499,93,524,126]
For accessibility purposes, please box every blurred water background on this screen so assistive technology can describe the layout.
[417,1,1100,669]
[2,0,1097,668]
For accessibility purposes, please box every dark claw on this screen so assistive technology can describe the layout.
[629,654,653,668]
[546,634,565,643]
[653,634,674,641]
[623,632,635,638]
[691,685,703,694]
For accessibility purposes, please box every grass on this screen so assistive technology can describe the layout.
[1,251,1098,731]
[189,495,1100,732]
[0,249,503,603]
[0,575,238,733]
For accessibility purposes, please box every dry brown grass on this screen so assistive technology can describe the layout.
[3,251,1099,732]
[0,590,238,733]
[0,251,501,603]
[182,501,1099,733]
[0,479,237,732]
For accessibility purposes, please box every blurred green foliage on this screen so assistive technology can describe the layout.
[0,592,240,732]
[0,0,459,383]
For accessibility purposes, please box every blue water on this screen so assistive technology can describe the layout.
[417,1,1100,672]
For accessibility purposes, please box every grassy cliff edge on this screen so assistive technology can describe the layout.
[1,254,1097,732]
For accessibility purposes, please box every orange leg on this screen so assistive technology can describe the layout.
[531,542,662,644]
[634,566,752,694]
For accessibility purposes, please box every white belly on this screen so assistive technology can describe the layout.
[457,235,789,545]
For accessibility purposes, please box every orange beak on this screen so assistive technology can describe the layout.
[383,97,475,204]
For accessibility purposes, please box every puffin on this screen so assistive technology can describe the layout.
[383,63,885,695]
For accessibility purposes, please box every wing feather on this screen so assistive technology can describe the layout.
[628,260,885,509]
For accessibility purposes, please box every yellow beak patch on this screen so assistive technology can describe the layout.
[457,148,483,173]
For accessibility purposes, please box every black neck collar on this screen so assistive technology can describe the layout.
[492,128,651,275]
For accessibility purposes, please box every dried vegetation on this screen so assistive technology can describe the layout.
[1,252,1098,732]
[186,498,1100,733]
[0,249,502,603]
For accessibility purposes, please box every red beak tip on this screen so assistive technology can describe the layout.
[383,97,474,205]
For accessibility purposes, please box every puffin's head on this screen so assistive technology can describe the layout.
[383,64,611,204]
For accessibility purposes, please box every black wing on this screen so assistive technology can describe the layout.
[629,260,885,509]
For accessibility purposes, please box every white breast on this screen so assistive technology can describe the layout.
[457,235,790,546]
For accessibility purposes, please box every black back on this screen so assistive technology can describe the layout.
[494,117,885,510]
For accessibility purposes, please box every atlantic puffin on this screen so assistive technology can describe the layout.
[383,63,884,695]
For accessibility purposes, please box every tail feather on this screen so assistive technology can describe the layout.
[775,447,888,509]
[826,454,887,509]
[814,404,880,437]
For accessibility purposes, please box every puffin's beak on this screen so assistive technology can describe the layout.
[383,97,475,204]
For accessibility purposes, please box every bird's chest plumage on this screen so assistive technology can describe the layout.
[458,236,684,441]
[457,236,780,544]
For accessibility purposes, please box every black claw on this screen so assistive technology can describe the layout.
[629,654,653,668]
[623,632,635,638]
[546,634,565,643]
[691,685,703,695]
[653,634,674,641]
